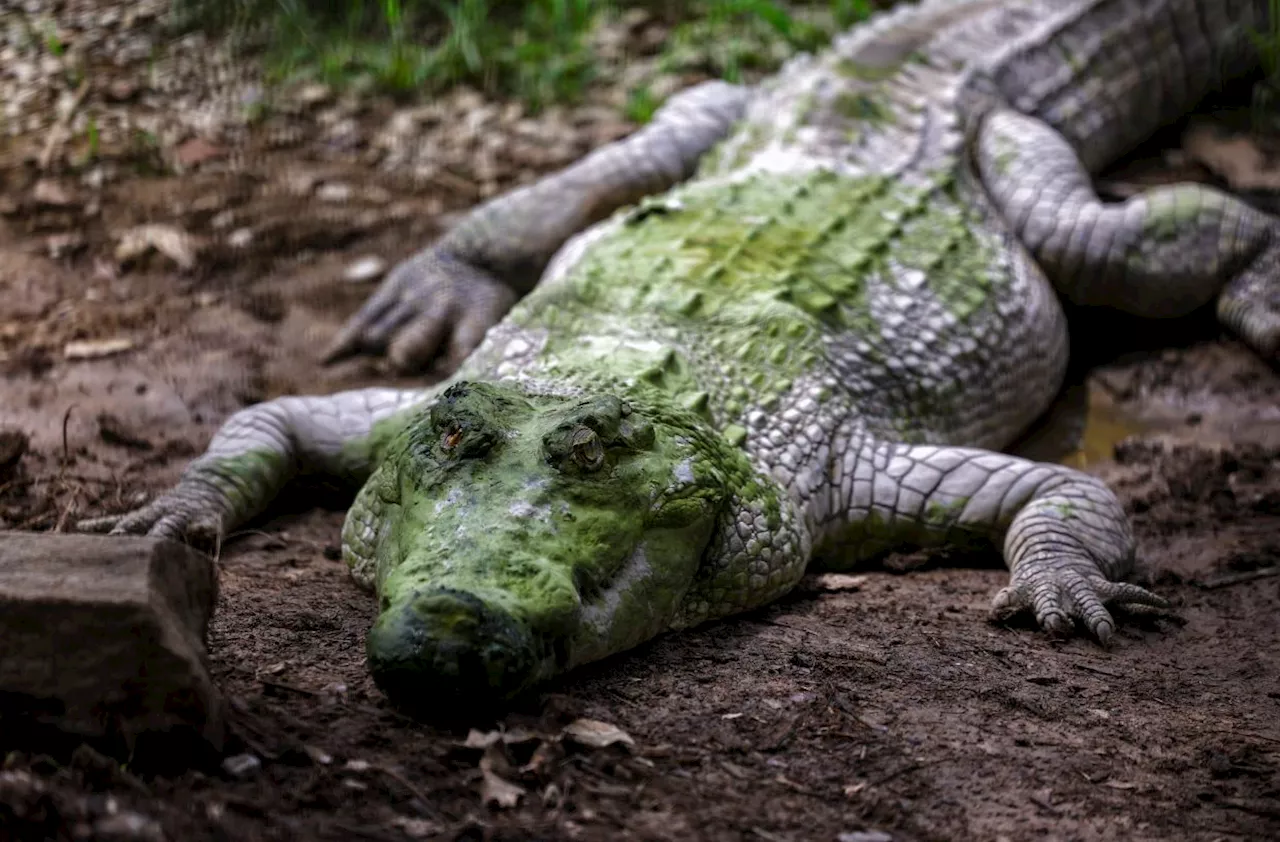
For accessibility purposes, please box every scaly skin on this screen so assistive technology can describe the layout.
[83,0,1280,712]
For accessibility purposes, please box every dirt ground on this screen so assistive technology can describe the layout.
[3,13,1280,842]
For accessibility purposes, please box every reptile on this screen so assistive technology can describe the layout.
[82,0,1280,713]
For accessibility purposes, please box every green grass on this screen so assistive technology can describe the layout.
[172,0,879,113]
[1249,0,1280,131]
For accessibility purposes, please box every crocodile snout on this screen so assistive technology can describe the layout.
[366,588,546,713]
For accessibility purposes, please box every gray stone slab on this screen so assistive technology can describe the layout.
[0,533,223,750]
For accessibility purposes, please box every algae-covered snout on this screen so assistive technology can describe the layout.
[347,381,731,714]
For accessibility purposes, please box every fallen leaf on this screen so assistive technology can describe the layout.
[500,726,539,745]
[813,573,868,592]
[480,769,525,808]
[303,746,332,766]
[46,232,85,259]
[173,137,225,168]
[464,729,502,749]
[837,832,893,842]
[1184,124,1280,191]
[563,718,635,749]
[521,740,561,775]
[317,182,353,203]
[1103,780,1138,790]
[115,224,198,271]
[391,816,442,839]
[32,179,76,207]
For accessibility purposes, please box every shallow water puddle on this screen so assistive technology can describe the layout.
[1013,380,1176,468]
[1059,383,1166,469]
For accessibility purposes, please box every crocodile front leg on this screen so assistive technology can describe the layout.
[815,435,1167,643]
[79,388,432,543]
[977,107,1280,357]
[324,80,753,371]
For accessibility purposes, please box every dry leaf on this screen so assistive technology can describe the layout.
[391,816,443,839]
[500,726,539,745]
[464,729,502,749]
[173,137,225,168]
[563,718,635,749]
[1184,124,1280,191]
[521,741,561,775]
[1103,780,1138,790]
[480,769,525,808]
[115,224,199,271]
[813,573,868,592]
[32,179,76,207]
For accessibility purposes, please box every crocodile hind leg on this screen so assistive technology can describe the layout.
[324,81,752,371]
[813,435,1167,643]
[976,108,1280,358]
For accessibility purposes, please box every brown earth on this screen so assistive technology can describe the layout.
[2,16,1280,841]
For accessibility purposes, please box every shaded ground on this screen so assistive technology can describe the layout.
[2,9,1280,842]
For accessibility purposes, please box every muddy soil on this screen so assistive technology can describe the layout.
[2,19,1280,842]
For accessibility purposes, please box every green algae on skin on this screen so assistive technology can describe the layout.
[339,400,435,483]
[516,167,1004,396]
[349,380,779,684]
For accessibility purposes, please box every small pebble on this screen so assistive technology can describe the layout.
[838,832,893,842]
[344,255,387,283]
[93,811,165,842]
[221,753,261,779]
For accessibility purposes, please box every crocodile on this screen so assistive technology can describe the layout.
[82,0,1280,713]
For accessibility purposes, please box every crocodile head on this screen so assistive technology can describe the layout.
[350,380,733,714]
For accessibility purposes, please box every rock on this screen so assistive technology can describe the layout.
[316,182,353,203]
[295,82,332,107]
[343,255,386,283]
[0,534,223,752]
[838,832,893,842]
[221,753,261,779]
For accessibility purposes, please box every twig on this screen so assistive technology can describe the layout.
[61,404,77,464]
[224,528,288,544]
[258,677,318,697]
[374,764,435,810]
[53,486,80,532]
[868,758,941,788]
[39,78,91,170]
[1197,567,1280,590]
[1070,662,1123,679]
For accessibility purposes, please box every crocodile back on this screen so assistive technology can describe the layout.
[470,0,1268,488]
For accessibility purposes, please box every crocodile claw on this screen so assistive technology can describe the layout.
[77,480,230,546]
[323,249,517,373]
[990,562,1171,645]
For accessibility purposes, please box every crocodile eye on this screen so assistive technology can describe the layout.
[570,426,604,471]
[441,423,464,451]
